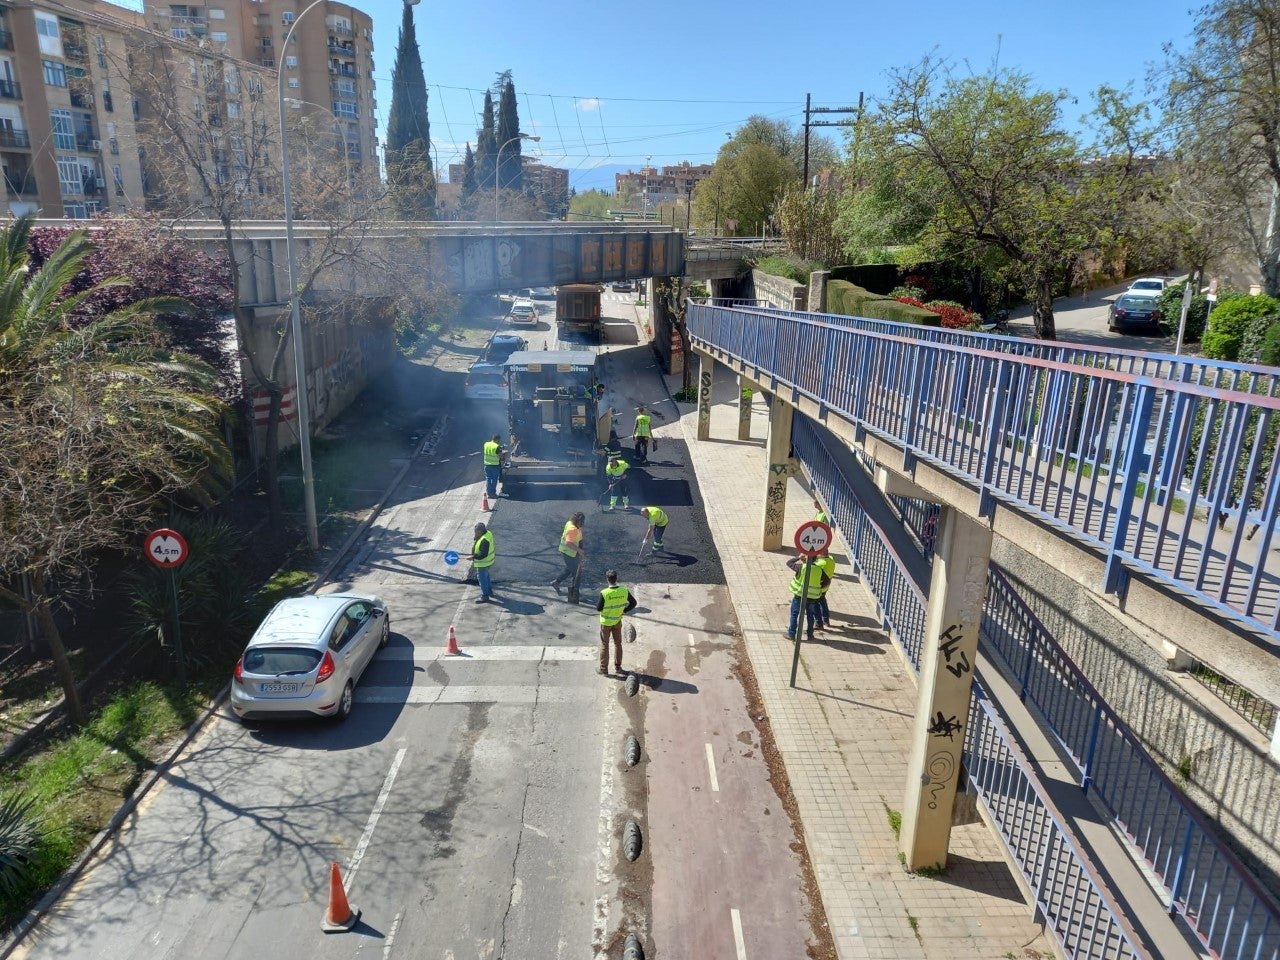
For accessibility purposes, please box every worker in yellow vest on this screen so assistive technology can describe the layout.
[814,547,836,631]
[551,512,586,595]
[471,522,496,603]
[813,498,828,524]
[604,456,630,511]
[639,506,668,552]
[483,434,505,499]
[596,569,637,676]
[633,405,654,462]
[784,552,829,640]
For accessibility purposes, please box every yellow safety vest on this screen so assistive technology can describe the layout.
[483,441,501,466]
[473,530,496,568]
[790,560,824,600]
[606,459,629,479]
[599,584,630,626]
[559,520,582,557]
[815,508,828,524]
[817,555,836,595]
[643,507,668,526]
[634,413,651,437]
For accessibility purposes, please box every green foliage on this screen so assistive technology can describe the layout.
[384,3,434,217]
[496,77,522,193]
[885,805,902,839]
[1261,322,1280,366]
[258,569,313,610]
[1157,281,1210,343]
[0,795,40,900]
[827,280,939,325]
[1186,373,1279,512]
[755,253,816,284]
[693,116,801,236]
[774,185,842,264]
[1202,294,1280,360]
[569,189,615,222]
[475,91,497,190]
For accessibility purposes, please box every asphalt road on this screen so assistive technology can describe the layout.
[12,294,823,959]
[1008,277,1181,351]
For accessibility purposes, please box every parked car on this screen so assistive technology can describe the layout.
[508,299,538,325]
[1108,292,1163,333]
[230,593,389,722]
[1127,277,1167,296]
[610,280,635,293]
[464,361,509,400]
[524,286,555,299]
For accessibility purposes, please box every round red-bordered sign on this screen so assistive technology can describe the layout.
[144,528,189,568]
[794,520,833,557]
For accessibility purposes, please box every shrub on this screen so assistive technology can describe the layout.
[1157,282,1210,344]
[889,284,927,302]
[827,280,938,325]
[1206,293,1280,339]
[893,296,979,329]
[0,795,40,900]
[754,253,818,284]
[1261,322,1280,366]
[1201,331,1242,361]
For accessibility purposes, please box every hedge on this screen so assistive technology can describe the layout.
[826,279,940,326]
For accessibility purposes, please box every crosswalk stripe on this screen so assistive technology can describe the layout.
[357,685,596,705]
[378,645,596,662]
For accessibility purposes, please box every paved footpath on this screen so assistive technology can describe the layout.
[665,383,1060,960]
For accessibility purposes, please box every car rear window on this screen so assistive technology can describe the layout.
[1118,295,1157,309]
[512,303,534,316]
[468,365,505,385]
[243,647,322,676]
[1131,280,1162,290]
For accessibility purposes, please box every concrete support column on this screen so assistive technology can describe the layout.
[738,377,753,440]
[763,396,794,550]
[697,352,714,441]
[901,506,992,871]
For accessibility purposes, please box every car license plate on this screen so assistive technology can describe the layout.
[260,682,300,694]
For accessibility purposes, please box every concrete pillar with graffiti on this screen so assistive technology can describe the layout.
[762,395,793,550]
[737,377,754,440]
[696,352,714,441]
[900,505,992,871]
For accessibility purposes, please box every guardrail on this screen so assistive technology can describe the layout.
[689,302,1280,642]
[791,416,1149,958]
[982,566,1280,960]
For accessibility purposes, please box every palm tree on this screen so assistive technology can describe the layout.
[0,214,231,724]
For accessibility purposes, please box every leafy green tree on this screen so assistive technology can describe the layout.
[569,188,615,222]
[694,118,800,236]
[461,143,477,199]
[776,184,843,264]
[0,216,231,725]
[496,77,523,194]
[844,57,1151,339]
[1164,0,1280,295]
[385,2,434,218]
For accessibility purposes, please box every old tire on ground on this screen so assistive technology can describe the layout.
[623,818,643,862]
[625,673,640,697]
[624,734,641,767]
[623,932,645,960]
[625,623,637,644]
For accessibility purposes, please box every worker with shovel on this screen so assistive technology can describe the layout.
[638,506,668,553]
[552,512,586,601]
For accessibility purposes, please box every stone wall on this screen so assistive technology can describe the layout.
[992,534,1280,896]
[750,269,807,310]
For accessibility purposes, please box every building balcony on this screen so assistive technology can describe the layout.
[0,27,12,50]
[69,89,94,109]
[63,41,88,60]
[329,64,357,78]
[327,41,354,56]
[328,23,352,36]
[0,128,31,149]
[0,79,20,101]
[330,81,356,98]
[75,131,102,151]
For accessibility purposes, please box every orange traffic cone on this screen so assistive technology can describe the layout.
[482,491,491,511]
[447,625,461,655]
[321,862,360,932]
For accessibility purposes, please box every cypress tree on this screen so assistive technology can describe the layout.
[385,3,434,216]
[496,78,522,193]
[475,91,497,196]
[461,143,477,199]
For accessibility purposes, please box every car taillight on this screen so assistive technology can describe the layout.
[233,657,244,684]
[464,379,471,387]
[1115,309,1127,318]
[316,650,336,683]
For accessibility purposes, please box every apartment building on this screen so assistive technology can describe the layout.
[1,0,148,218]
[0,0,376,220]
[615,160,713,206]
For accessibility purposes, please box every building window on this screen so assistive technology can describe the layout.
[50,110,75,150]
[35,13,60,47]
[56,155,81,195]
[285,55,297,68]
[43,60,67,87]
[261,36,272,48]
[333,101,357,118]
[287,78,299,88]
[170,28,187,39]
[227,101,241,118]
[282,10,294,22]
[112,164,123,194]
[211,31,227,42]
[208,7,225,17]
[102,89,113,112]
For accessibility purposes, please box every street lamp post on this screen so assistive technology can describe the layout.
[495,132,539,220]
[278,0,418,550]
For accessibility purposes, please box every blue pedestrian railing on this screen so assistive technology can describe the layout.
[690,302,1280,643]
[793,412,1280,960]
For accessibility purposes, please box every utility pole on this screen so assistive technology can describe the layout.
[802,93,863,190]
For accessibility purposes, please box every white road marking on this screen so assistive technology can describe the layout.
[382,911,402,959]
[687,632,696,649]
[731,908,748,959]
[379,645,595,662]
[347,747,406,890]
[705,743,720,792]
[358,685,592,705]
[592,682,622,957]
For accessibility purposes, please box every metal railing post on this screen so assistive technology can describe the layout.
[1081,703,1103,795]
[1103,382,1156,596]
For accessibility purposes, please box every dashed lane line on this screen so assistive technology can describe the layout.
[378,646,595,662]
[731,908,748,959]
[357,686,593,705]
[346,747,406,891]
[705,743,720,792]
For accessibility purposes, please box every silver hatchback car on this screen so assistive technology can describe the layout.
[230,593,389,722]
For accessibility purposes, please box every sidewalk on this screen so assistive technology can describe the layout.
[666,386,1059,960]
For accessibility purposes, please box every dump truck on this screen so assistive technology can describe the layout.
[555,283,603,339]
[502,350,612,487]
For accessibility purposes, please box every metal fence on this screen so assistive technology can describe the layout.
[689,302,1280,642]
[982,566,1280,960]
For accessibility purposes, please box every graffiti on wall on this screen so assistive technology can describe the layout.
[765,462,789,540]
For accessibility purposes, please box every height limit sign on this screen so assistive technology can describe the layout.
[794,519,832,556]
[144,528,189,568]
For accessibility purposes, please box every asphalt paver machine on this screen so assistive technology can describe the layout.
[503,350,611,487]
